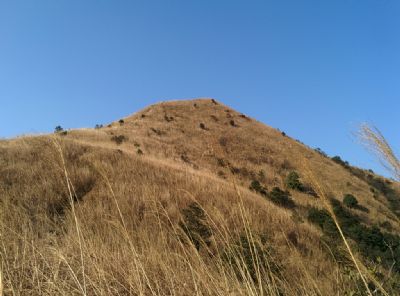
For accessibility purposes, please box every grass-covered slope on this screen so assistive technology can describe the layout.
[0,98,399,295]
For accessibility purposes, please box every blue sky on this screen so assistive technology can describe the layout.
[0,0,399,176]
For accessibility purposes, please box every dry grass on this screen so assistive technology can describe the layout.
[0,99,399,295]
[359,124,400,181]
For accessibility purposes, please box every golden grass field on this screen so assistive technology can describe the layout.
[1,98,399,295]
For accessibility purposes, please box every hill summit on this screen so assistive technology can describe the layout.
[1,98,399,295]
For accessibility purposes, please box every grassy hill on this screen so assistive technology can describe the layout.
[1,98,399,295]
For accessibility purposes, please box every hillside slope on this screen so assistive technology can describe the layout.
[1,98,399,295]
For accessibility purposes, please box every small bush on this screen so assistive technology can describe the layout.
[308,200,400,272]
[219,137,228,147]
[179,202,212,251]
[314,148,327,157]
[95,124,103,129]
[249,180,267,196]
[307,207,332,228]
[150,127,165,136]
[268,187,295,209]
[137,149,143,155]
[343,194,358,208]
[229,120,236,127]
[119,119,124,125]
[199,123,207,130]
[230,166,241,175]
[285,171,303,191]
[331,156,349,167]
[111,135,127,145]
[54,125,64,133]
[210,115,219,122]
[181,154,190,163]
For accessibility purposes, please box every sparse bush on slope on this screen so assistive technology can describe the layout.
[54,125,63,133]
[249,180,267,196]
[307,199,400,274]
[285,171,303,191]
[268,187,295,209]
[343,194,358,208]
[111,134,127,144]
[179,202,212,251]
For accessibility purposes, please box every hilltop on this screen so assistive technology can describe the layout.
[1,98,399,295]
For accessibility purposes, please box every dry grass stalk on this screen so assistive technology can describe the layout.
[0,266,3,296]
[51,137,87,296]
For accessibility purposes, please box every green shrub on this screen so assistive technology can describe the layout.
[307,207,331,228]
[285,171,303,191]
[332,157,400,217]
[268,187,295,209]
[179,202,212,251]
[119,119,124,125]
[54,125,64,133]
[111,135,127,145]
[331,155,349,167]
[315,148,327,157]
[249,180,267,196]
[343,194,358,208]
[308,206,342,238]
[308,200,400,273]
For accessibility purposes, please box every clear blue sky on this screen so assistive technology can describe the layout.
[1,0,399,176]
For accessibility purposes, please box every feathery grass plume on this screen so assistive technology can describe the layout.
[359,124,400,181]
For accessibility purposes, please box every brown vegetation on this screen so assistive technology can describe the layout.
[0,99,399,295]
